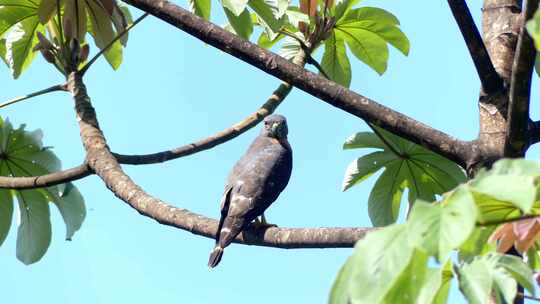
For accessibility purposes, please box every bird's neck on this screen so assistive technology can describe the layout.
[269,137,291,150]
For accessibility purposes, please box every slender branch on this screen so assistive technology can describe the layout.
[505,0,538,157]
[121,0,473,168]
[68,71,372,248]
[478,214,540,227]
[517,292,540,302]
[0,84,67,109]
[0,164,91,189]
[447,0,503,94]
[79,12,149,75]
[114,50,308,165]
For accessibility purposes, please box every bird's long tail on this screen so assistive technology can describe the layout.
[208,246,224,268]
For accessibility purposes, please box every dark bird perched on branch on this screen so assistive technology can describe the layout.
[208,114,293,268]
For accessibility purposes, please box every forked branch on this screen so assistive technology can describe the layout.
[68,71,372,249]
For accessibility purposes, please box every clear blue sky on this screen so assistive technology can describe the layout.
[1,1,539,303]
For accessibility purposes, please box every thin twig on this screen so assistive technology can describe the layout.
[517,292,540,302]
[478,214,540,227]
[79,12,149,75]
[0,84,67,110]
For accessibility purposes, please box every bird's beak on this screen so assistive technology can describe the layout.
[271,123,279,135]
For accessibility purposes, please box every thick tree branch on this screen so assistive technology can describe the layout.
[0,163,91,189]
[447,0,503,94]
[114,50,308,165]
[121,0,473,168]
[68,72,371,249]
[505,0,538,157]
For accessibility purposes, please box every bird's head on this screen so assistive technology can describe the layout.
[262,115,288,139]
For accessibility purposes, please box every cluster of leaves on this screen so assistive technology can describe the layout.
[526,8,540,76]
[342,126,466,226]
[0,117,85,265]
[331,158,540,304]
[187,0,409,87]
[0,0,132,78]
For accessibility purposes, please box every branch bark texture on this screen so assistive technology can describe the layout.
[121,0,473,168]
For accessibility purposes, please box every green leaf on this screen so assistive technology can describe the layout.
[284,8,309,28]
[408,187,477,261]
[337,8,409,55]
[188,0,211,20]
[3,17,42,78]
[342,151,394,191]
[342,127,466,226]
[0,4,36,37]
[86,0,122,69]
[16,190,52,265]
[348,224,415,303]
[459,226,496,262]
[321,32,351,87]
[45,183,86,240]
[335,25,388,74]
[527,9,540,51]
[367,161,406,226]
[332,7,409,74]
[222,0,249,16]
[279,35,301,60]
[329,255,355,304]
[469,159,540,224]
[457,253,529,304]
[497,254,535,296]
[37,0,56,24]
[224,7,253,40]
[0,189,13,246]
[342,131,385,150]
[470,175,536,214]
[257,31,283,49]
[433,260,454,304]
[333,0,360,22]
[383,249,444,304]
[0,117,86,263]
[340,7,400,26]
[457,257,494,304]
[249,0,284,39]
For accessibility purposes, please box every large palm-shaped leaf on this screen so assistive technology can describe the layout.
[342,126,466,226]
[0,117,86,264]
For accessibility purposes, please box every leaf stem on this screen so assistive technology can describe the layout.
[0,84,67,110]
[79,12,149,75]
[367,122,405,158]
[477,214,540,227]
